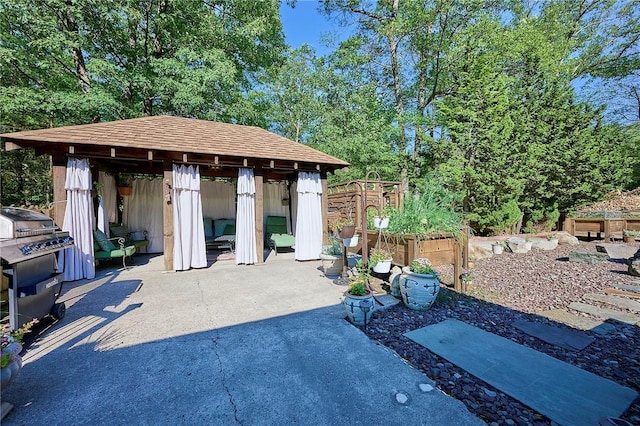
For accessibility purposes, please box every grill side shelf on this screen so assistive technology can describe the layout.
[0,233,74,264]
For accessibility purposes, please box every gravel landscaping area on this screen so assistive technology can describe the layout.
[363,240,640,425]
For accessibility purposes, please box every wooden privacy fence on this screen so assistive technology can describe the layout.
[327,180,403,231]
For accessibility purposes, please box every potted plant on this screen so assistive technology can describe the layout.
[343,233,359,248]
[373,209,391,229]
[460,270,473,292]
[623,229,639,243]
[117,173,133,196]
[492,241,505,255]
[342,260,375,325]
[369,247,393,273]
[320,238,343,277]
[339,218,356,239]
[399,257,440,310]
[1,319,36,394]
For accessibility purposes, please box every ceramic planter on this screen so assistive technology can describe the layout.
[343,290,375,325]
[320,253,343,277]
[624,235,636,243]
[1,342,23,392]
[371,259,392,273]
[373,216,389,229]
[343,234,359,248]
[399,267,440,310]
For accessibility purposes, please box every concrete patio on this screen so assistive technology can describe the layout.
[2,252,483,425]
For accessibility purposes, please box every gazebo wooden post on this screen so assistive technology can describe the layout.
[254,167,264,263]
[163,160,174,271]
[51,154,67,228]
[321,171,329,244]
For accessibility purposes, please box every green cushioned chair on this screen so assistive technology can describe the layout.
[94,230,137,269]
[266,216,295,255]
[109,223,150,253]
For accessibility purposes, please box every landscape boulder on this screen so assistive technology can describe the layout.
[629,249,640,277]
[469,241,493,260]
[506,237,529,253]
[531,238,558,251]
[556,231,579,246]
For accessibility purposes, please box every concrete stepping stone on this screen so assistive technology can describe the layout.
[584,293,640,313]
[405,319,638,426]
[569,251,609,263]
[373,294,401,311]
[568,302,640,325]
[595,243,638,259]
[538,309,615,335]
[605,288,640,299]
[612,283,640,293]
[513,320,594,350]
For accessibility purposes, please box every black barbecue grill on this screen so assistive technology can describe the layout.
[0,207,74,330]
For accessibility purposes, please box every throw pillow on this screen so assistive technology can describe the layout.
[223,223,236,235]
[94,229,117,252]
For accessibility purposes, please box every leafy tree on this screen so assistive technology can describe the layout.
[261,42,400,182]
[1,0,285,206]
[0,0,286,126]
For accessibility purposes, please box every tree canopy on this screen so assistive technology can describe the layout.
[1,0,639,235]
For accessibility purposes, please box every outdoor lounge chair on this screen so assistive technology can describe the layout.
[204,218,235,251]
[109,223,150,253]
[94,229,136,269]
[266,216,295,255]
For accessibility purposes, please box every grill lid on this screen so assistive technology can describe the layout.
[0,207,74,264]
[0,207,57,239]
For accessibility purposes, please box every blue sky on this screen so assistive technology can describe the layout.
[280,1,352,55]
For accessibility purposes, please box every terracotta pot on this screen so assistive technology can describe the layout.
[117,186,132,196]
[339,225,356,239]
[624,235,635,243]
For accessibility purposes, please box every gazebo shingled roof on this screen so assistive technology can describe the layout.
[0,115,349,171]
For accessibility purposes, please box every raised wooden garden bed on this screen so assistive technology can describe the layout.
[360,231,467,292]
[563,215,640,239]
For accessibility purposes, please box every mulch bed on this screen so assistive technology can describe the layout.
[362,241,640,425]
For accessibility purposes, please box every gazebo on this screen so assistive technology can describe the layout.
[1,116,349,275]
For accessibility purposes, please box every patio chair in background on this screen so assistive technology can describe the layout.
[109,223,150,253]
[266,216,295,255]
[94,229,136,269]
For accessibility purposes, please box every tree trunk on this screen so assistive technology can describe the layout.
[64,1,90,94]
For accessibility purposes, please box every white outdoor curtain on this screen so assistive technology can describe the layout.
[58,158,95,281]
[172,165,207,270]
[295,172,323,261]
[97,171,117,236]
[122,178,164,253]
[264,182,290,233]
[201,180,236,219]
[290,181,298,235]
[235,168,257,264]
